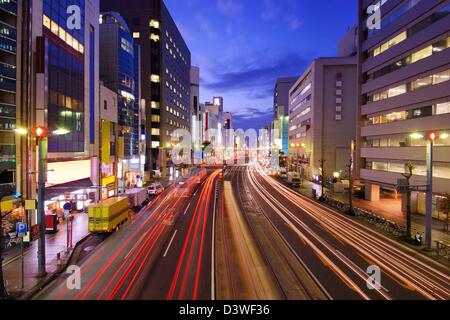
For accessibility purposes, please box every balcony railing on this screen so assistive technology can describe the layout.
[0,61,16,79]
[0,0,17,15]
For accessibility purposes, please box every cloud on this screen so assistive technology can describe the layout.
[217,0,243,17]
[285,15,302,31]
[261,0,280,20]
[232,108,273,130]
[203,52,308,99]
[196,15,218,40]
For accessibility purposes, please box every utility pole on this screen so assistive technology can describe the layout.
[425,137,434,251]
[347,158,354,215]
[402,161,415,239]
[319,159,326,201]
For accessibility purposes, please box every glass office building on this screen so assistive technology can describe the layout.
[99,12,139,158]
[0,0,18,196]
[43,0,86,153]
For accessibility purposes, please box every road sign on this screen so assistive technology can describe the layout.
[16,222,28,238]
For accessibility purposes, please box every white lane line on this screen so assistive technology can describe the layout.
[183,203,191,216]
[163,230,178,258]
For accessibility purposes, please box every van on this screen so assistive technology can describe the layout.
[148,183,164,195]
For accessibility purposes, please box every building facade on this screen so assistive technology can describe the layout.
[289,57,357,182]
[16,0,100,222]
[100,0,191,179]
[0,0,19,198]
[99,11,144,192]
[356,0,450,213]
[274,77,298,119]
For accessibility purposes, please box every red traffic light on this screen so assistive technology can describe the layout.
[32,126,48,139]
[427,132,437,141]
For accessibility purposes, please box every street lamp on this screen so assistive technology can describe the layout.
[16,126,68,277]
[410,131,447,250]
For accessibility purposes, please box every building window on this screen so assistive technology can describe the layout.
[151,74,160,83]
[133,32,140,39]
[150,20,160,29]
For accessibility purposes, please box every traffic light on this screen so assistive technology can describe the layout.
[32,126,48,139]
[427,132,437,141]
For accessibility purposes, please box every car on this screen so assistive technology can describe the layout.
[148,183,164,195]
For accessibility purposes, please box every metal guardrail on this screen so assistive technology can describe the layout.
[322,194,405,237]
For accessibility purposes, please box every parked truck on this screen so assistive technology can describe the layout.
[287,172,302,187]
[88,197,132,233]
[126,188,148,209]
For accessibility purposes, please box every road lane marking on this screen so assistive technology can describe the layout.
[183,203,191,216]
[163,230,178,258]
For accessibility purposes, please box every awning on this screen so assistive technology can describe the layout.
[44,178,94,201]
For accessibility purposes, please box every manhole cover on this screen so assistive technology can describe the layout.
[84,246,95,252]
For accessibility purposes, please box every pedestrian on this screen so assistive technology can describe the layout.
[415,232,422,244]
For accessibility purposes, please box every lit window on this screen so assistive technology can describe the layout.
[410,46,432,63]
[436,102,450,115]
[151,74,160,83]
[59,27,66,42]
[151,115,160,123]
[388,84,407,97]
[151,141,160,149]
[151,128,160,136]
[133,32,140,39]
[151,101,160,109]
[433,69,450,85]
[51,20,59,35]
[150,33,160,42]
[150,20,160,29]
[43,15,51,29]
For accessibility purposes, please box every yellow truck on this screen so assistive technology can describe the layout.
[88,197,132,233]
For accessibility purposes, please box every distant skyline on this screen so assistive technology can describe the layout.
[165,0,357,130]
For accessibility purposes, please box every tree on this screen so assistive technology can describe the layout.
[438,193,450,232]
[347,158,355,216]
[318,159,326,202]
[402,161,415,239]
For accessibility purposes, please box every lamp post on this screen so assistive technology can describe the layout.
[32,126,49,277]
[410,131,448,251]
[17,127,69,277]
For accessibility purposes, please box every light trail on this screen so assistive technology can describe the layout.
[248,163,450,300]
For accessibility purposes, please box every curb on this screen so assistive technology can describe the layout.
[18,234,91,300]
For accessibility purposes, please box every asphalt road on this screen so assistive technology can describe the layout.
[34,171,220,300]
[138,170,220,300]
[229,164,450,300]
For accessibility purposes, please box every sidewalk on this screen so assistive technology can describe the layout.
[1,212,89,296]
[294,179,450,244]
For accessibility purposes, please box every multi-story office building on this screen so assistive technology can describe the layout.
[273,106,289,156]
[0,0,19,198]
[99,11,144,191]
[190,66,200,158]
[97,83,119,200]
[100,0,191,178]
[288,57,357,181]
[17,0,100,220]
[356,0,450,213]
[274,77,298,119]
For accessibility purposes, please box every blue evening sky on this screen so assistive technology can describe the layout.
[165,0,357,130]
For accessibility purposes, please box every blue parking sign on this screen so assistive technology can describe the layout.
[16,222,28,237]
